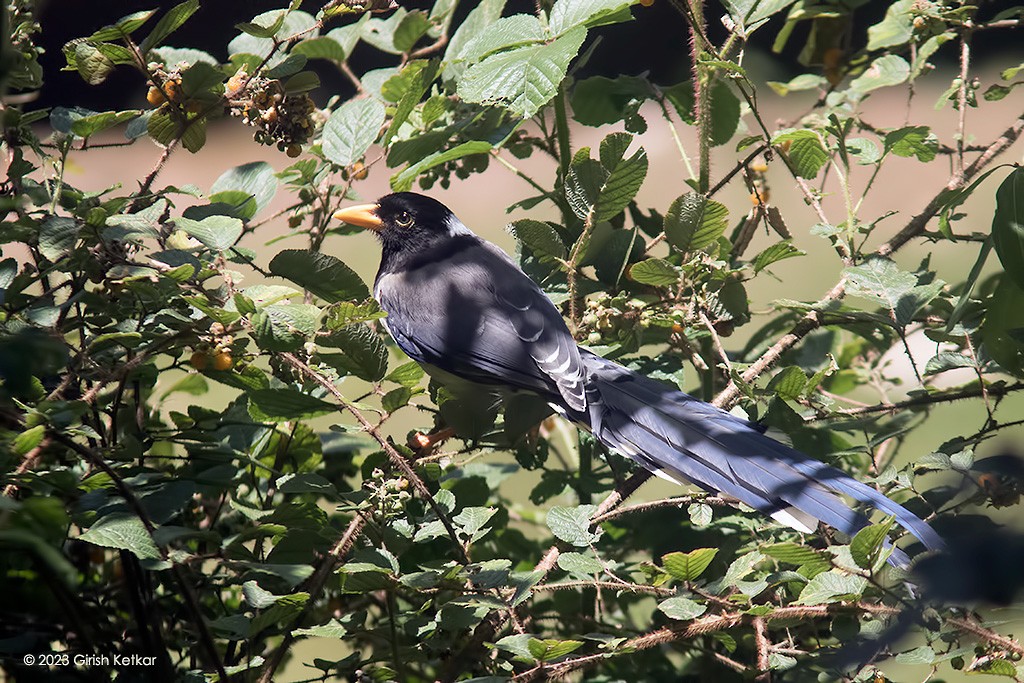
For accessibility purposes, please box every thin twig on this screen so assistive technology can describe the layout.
[257,512,369,683]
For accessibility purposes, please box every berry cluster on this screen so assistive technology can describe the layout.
[228,70,316,157]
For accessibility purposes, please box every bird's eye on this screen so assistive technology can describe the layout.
[395,211,413,227]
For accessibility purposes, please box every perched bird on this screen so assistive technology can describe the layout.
[334,192,944,568]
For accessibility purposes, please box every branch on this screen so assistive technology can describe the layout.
[713,113,1024,409]
[512,603,901,682]
[256,512,369,683]
[278,352,470,565]
[827,382,1024,418]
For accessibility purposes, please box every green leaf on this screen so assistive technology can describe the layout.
[548,0,634,35]
[390,141,492,192]
[211,161,277,216]
[248,388,336,421]
[39,217,79,261]
[322,98,385,167]
[383,60,437,145]
[688,502,712,527]
[570,75,653,127]
[292,36,347,61]
[527,638,584,661]
[251,303,321,352]
[970,658,1019,677]
[795,571,867,605]
[320,324,388,382]
[766,366,807,400]
[458,27,587,118]
[752,240,805,273]
[458,15,545,63]
[773,129,828,178]
[845,257,941,327]
[866,0,914,51]
[763,542,828,566]
[658,596,707,620]
[924,352,974,375]
[174,215,243,252]
[140,0,200,53]
[79,513,160,560]
[629,258,679,286]
[291,619,348,639]
[981,275,1024,377]
[69,110,142,138]
[510,219,566,261]
[547,505,600,546]
[767,73,826,96]
[385,361,425,388]
[724,0,797,28]
[181,115,207,154]
[557,551,604,575]
[393,10,431,52]
[662,548,718,581]
[13,424,45,456]
[885,126,938,162]
[444,0,506,76]
[73,42,114,85]
[381,387,412,413]
[663,192,729,252]
[992,168,1024,291]
[454,506,497,542]
[269,250,370,302]
[180,61,224,97]
[850,518,894,570]
[850,54,910,94]
[236,9,288,38]
[325,299,386,327]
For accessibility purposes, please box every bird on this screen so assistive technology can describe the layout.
[333,192,945,568]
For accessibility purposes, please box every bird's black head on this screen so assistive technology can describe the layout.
[334,192,477,276]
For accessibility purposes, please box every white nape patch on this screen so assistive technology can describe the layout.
[446,215,474,236]
[770,507,818,534]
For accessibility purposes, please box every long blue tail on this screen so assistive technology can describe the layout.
[576,351,945,568]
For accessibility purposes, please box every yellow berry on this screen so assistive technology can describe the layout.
[350,160,368,180]
[147,86,166,106]
[190,351,210,370]
[212,352,233,371]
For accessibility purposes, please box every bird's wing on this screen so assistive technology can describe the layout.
[375,237,585,410]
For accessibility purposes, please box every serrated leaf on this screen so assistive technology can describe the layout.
[547,505,600,546]
[248,388,336,421]
[548,0,634,35]
[322,98,385,167]
[510,219,566,261]
[662,548,718,581]
[795,571,867,605]
[663,192,729,252]
[385,360,424,388]
[459,15,545,63]
[850,519,894,570]
[458,27,586,118]
[73,42,114,85]
[79,513,160,560]
[174,215,243,252]
[767,366,807,400]
[453,506,497,542]
[381,387,412,413]
[992,168,1024,291]
[557,551,604,575]
[319,324,388,381]
[885,126,938,162]
[527,638,584,661]
[39,217,79,261]
[657,596,707,620]
[390,141,492,192]
[763,542,827,566]
[844,257,940,327]
[866,0,914,51]
[211,161,277,216]
[924,352,974,375]
[291,619,348,639]
[850,54,910,94]
[629,258,679,286]
[269,250,370,302]
[251,303,321,352]
[140,0,200,53]
[773,129,828,178]
[753,240,805,273]
[688,502,712,527]
[69,110,142,138]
